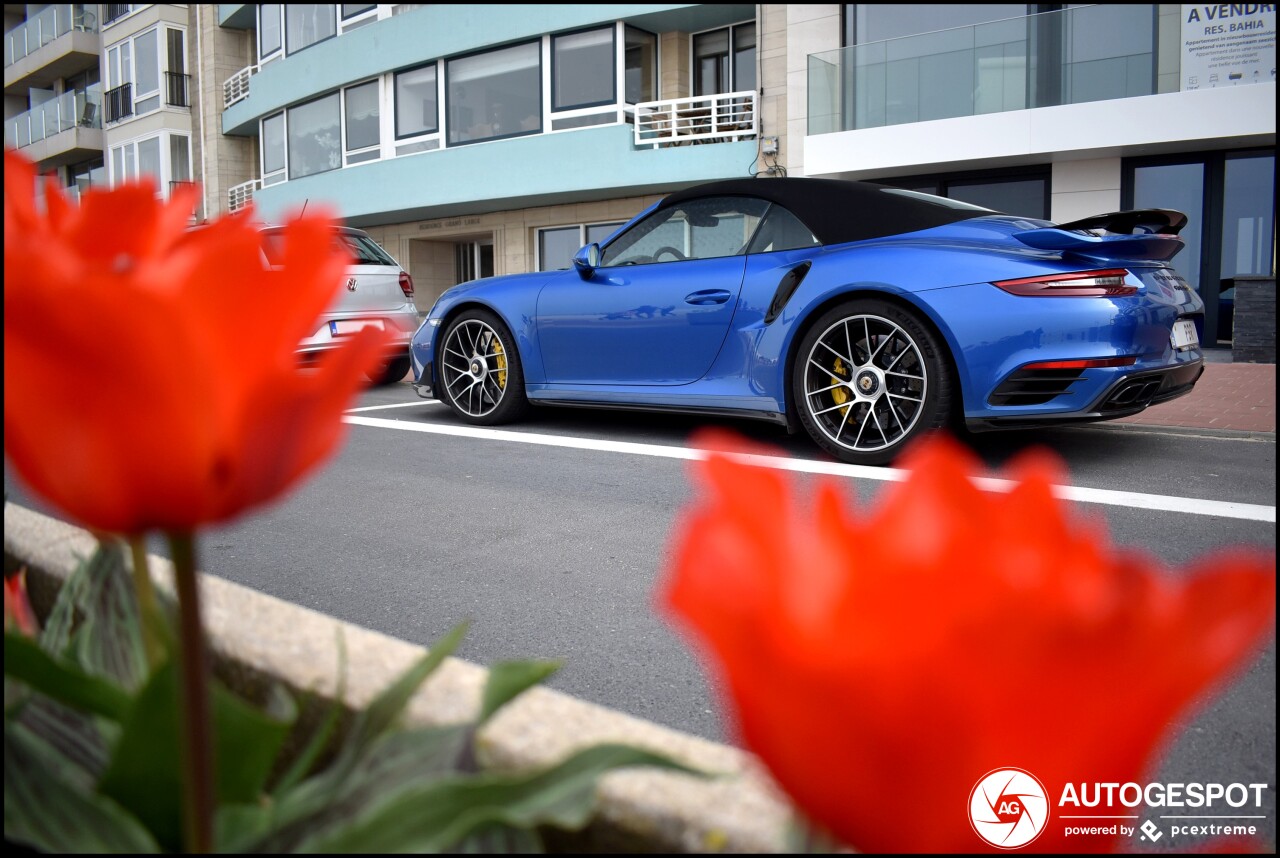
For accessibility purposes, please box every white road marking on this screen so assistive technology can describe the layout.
[341,415,1277,523]
[346,400,443,413]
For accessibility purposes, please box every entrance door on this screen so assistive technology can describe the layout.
[454,240,494,285]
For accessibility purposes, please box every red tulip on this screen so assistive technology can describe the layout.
[4,569,38,637]
[3,149,392,534]
[659,430,1275,853]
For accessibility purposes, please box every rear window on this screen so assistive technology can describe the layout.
[339,232,398,266]
[259,230,397,267]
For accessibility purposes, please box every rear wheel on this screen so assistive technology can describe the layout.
[792,298,952,465]
[439,309,529,425]
[366,353,412,387]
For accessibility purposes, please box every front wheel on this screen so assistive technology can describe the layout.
[438,309,530,425]
[792,299,952,466]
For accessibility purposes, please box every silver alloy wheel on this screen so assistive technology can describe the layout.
[441,318,510,418]
[801,313,928,454]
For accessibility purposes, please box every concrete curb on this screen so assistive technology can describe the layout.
[3,502,792,853]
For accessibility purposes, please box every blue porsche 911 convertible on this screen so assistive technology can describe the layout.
[410,178,1204,465]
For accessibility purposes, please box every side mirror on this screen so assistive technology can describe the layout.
[573,243,601,280]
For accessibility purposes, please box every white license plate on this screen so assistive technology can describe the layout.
[330,319,385,336]
[1170,319,1199,350]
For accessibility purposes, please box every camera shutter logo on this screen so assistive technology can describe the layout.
[969,768,1050,849]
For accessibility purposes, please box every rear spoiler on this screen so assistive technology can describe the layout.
[1013,208,1187,262]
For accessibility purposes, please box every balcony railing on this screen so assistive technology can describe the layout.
[104,83,133,124]
[4,4,97,68]
[166,72,191,108]
[633,91,758,149]
[228,179,261,213]
[3,88,102,150]
[808,5,1157,135]
[224,64,257,109]
[103,5,132,25]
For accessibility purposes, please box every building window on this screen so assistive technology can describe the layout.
[285,5,337,56]
[537,221,626,271]
[395,63,438,139]
[693,22,755,96]
[552,27,615,111]
[287,93,341,179]
[876,168,1050,221]
[104,26,186,122]
[624,26,657,104]
[109,131,189,196]
[1126,150,1275,347]
[344,80,380,164]
[259,5,282,62]
[447,41,541,145]
[341,3,378,32]
[262,112,286,185]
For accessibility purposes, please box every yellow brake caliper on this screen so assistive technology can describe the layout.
[830,357,849,415]
[493,338,508,389]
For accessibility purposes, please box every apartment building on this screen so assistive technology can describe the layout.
[4,3,195,209]
[8,5,1273,351]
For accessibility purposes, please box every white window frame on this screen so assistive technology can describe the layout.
[108,130,191,197]
[343,78,382,165]
[261,111,287,186]
[535,220,627,271]
[258,5,284,66]
[392,60,443,156]
[105,25,187,121]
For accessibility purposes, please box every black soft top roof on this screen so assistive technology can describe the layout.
[659,178,997,246]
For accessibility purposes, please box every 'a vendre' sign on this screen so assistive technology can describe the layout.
[1180,4,1276,90]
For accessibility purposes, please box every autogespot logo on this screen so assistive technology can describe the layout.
[969,768,1051,849]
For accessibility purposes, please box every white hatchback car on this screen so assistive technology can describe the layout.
[258,225,419,386]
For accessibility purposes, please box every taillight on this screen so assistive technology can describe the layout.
[1021,356,1137,370]
[398,271,414,299]
[993,268,1135,297]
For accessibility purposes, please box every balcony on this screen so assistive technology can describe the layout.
[3,5,99,93]
[3,87,103,168]
[228,178,261,213]
[104,83,133,124]
[807,5,1157,135]
[224,63,256,110]
[166,72,191,108]
[633,91,757,149]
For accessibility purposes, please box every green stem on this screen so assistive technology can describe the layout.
[169,532,214,854]
[127,537,162,666]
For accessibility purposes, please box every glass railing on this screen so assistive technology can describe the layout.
[808,5,1157,135]
[3,87,103,150]
[4,5,98,68]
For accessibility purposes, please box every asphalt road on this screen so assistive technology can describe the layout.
[5,381,1276,849]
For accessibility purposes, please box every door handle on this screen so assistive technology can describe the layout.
[684,289,733,305]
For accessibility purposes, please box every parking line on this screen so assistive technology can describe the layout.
[342,415,1277,523]
[346,400,444,413]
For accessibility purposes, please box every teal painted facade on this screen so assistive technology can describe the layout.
[249,125,758,227]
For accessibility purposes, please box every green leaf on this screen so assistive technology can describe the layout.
[344,621,469,757]
[4,719,160,853]
[74,540,148,690]
[38,547,95,656]
[97,661,296,851]
[270,629,350,798]
[254,723,474,852]
[3,631,131,721]
[480,659,561,723]
[297,743,706,853]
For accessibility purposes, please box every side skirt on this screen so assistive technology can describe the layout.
[530,399,790,428]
